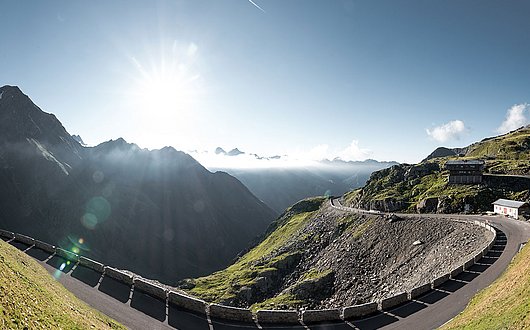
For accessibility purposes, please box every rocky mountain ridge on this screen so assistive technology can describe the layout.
[0,85,277,283]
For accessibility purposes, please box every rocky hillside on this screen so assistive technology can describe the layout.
[344,126,530,214]
[180,197,491,310]
[0,85,277,284]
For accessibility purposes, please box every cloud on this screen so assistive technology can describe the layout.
[307,144,330,160]
[426,120,467,143]
[247,0,266,13]
[339,140,372,161]
[496,104,529,134]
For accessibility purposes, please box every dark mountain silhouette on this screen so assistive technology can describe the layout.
[0,85,277,284]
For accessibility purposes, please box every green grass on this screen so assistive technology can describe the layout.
[299,268,332,282]
[442,242,530,329]
[465,127,530,160]
[189,197,325,302]
[250,293,305,311]
[0,240,125,330]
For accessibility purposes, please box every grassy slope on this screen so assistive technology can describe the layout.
[442,243,530,329]
[189,197,326,303]
[344,127,530,211]
[0,240,124,330]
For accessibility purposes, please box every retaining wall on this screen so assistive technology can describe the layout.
[209,304,254,323]
[134,278,167,300]
[342,302,378,320]
[409,283,432,299]
[79,256,104,273]
[450,266,463,279]
[14,233,35,245]
[380,292,408,310]
[301,308,342,323]
[55,247,79,262]
[256,310,300,324]
[0,218,499,325]
[432,274,450,288]
[104,266,134,285]
[34,240,55,253]
[168,291,207,315]
[0,229,14,240]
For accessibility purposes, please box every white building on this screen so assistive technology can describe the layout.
[492,199,530,219]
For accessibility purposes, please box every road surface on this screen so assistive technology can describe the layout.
[6,199,530,330]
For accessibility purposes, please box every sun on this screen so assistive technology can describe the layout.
[128,41,202,143]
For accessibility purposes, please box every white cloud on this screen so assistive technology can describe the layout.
[308,144,330,160]
[496,104,529,134]
[339,140,372,161]
[426,120,467,143]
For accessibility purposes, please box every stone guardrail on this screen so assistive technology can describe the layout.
[301,308,342,323]
[209,304,254,322]
[0,219,498,325]
[256,309,300,324]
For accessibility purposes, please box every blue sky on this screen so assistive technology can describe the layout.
[1,0,529,163]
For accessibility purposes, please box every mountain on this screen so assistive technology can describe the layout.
[72,134,86,145]
[214,159,398,213]
[0,85,277,283]
[343,126,530,213]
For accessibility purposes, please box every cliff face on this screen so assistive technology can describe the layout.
[343,126,530,214]
[0,85,277,283]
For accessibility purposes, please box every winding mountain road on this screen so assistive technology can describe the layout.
[7,198,530,330]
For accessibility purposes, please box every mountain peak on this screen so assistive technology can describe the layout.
[0,85,80,152]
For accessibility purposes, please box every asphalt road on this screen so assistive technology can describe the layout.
[9,200,530,330]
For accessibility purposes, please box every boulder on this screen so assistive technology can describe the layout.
[416,197,439,214]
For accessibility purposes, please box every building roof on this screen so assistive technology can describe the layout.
[445,160,485,165]
[492,199,529,208]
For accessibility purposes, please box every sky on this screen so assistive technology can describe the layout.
[1,0,530,164]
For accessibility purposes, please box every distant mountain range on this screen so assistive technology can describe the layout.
[198,147,398,213]
[0,85,276,283]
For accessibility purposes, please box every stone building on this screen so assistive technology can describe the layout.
[445,160,485,184]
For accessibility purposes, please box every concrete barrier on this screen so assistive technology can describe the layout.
[256,310,300,324]
[209,304,254,323]
[380,292,409,310]
[55,247,79,262]
[34,239,55,253]
[432,274,450,288]
[450,266,463,279]
[464,257,475,270]
[79,256,104,273]
[409,283,432,299]
[134,278,167,300]
[0,229,14,240]
[168,291,207,315]
[104,266,134,285]
[14,233,35,245]
[342,302,378,320]
[301,309,342,323]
